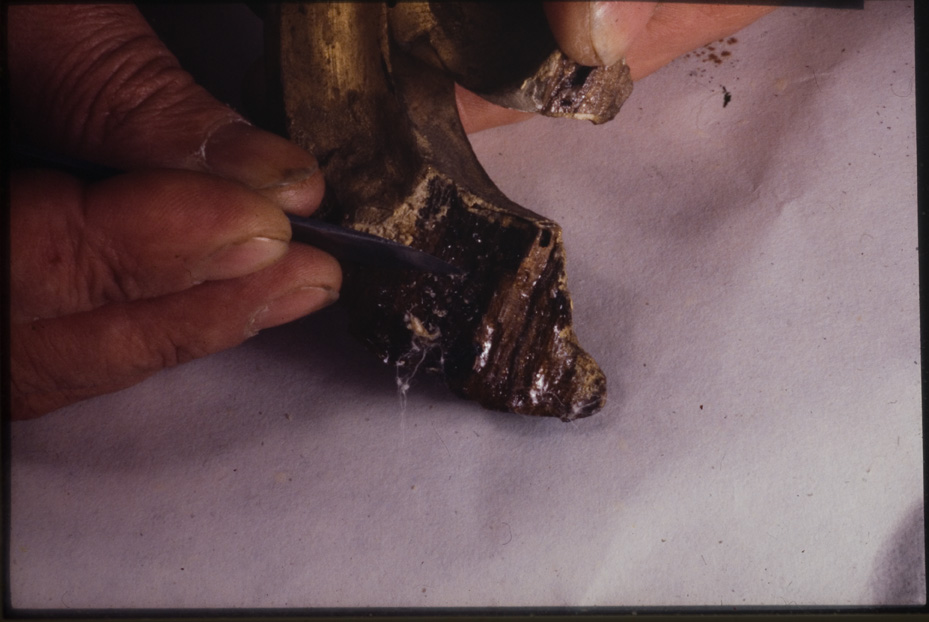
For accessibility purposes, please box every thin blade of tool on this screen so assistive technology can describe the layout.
[287,215,463,275]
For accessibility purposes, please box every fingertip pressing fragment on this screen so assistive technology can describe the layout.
[589,2,632,67]
[545,1,655,67]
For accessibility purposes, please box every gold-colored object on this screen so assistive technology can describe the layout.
[265,2,632,420]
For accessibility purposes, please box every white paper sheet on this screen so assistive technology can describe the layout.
[9,1,923,609]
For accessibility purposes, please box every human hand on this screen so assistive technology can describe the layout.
[457,1,777,132]
[8,4,341,419]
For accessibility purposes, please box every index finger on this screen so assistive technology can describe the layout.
[7,4,323,215]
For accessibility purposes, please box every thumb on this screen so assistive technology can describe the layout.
[543,1,657,67]
[8,4,322,215]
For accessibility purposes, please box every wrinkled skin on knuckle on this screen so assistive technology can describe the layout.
[11,170,174,319]
[77,45,218,165]
[10,172,85,320]
[147,292,244,370]
[149,329,211,369]
[12,4,226,165]
[84,234,151,306]
[18,223,84,320]
[96,61,232,168]
[57,203,152,310]
[10,320,101,420]
[94,305,191,376]
[9,328,56,419]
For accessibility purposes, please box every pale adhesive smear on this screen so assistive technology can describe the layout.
[394,312,443,419]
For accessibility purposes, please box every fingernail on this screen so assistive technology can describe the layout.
[192,236,289,282]
[589,2,634,66]
[202,122,324,212]
[248,286,339,334]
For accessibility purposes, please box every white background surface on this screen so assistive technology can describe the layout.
[9,1,923,609]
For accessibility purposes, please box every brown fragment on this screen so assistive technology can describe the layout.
[266,2,618,419]
[388,2,632,124]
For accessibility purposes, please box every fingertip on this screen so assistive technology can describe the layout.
[544,1,657,67]
[242,244,342,335]
[202,121,325,215]
[190,236,290,283]
[291,244,344,294]
[257,166,326,217]
[544,2,598,66]
[247,285,339,334]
